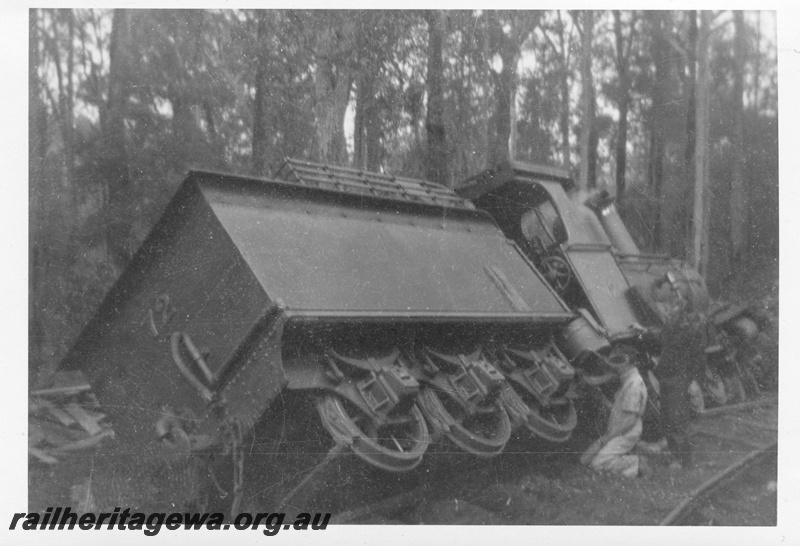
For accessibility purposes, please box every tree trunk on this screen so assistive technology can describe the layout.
[454,25,471,180]
[481,17,492,169]
[508,78,518,161]
[103,8,134,269]
[613,10,632,203]
[588,102,598,188]
[365,85,381,172]
[52,9,76,187]
[354,69,382,172]
[353,73,366,169]
[353,14,367,170]
[557,13,571,169]
[47,10,76,187]
[160,11,219,173]
[683,11,698,259]
[425,10,447,185]
[501,29,519,163]
[65,10,75,185]
[615,96,629,199]
[252,11,270,175]
[692,11,711,274]
[354,13,382,173]
[171,96,198,173]
[753,12,761,110]
[29,8,47,381]
[313,18,355,165]
[559,71,570,168]
[578,10,595,192]
[730,11,748,268]
[202,100,224,169]
[648,11,667,250]
[487,14,520,168]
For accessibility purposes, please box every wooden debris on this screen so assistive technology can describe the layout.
[64,403,105,436]
[36,398,78,427]
[30,418,80,444]
[31,370,92,398]
[53,429,115,452]
[29,446,59,464]
[31,384,90,398]
[28,371,114,464]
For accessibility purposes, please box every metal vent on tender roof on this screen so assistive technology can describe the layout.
[275,158,474,210]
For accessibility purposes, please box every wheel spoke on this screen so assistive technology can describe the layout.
[416,387,511,457]
[500,384,577,443]
[316,394,429,472]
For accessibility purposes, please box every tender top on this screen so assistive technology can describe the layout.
[276,158,474,211]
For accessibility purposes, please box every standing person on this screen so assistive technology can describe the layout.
[657,300,708,468]
[580,350,648,478]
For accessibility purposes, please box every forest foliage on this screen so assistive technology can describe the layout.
[29,9,778,382]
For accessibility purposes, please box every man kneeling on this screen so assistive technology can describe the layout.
[580,350,648,478]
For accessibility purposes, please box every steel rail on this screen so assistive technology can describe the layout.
[659,439,777,525]
[697,395,778,418]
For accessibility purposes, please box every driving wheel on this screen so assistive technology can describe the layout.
[316,394,430,472]
[416,387,511,457]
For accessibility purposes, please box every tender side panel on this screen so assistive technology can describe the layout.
[202,182,570,320]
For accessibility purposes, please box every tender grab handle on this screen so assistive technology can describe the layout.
[170,332,215,401]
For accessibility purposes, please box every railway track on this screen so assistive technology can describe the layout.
[660,397,778,526]
[659,440,777,526]
[329,395,778,525]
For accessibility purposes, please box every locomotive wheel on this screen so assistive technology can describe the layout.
[315,394,430,473]
[726,332,763,399]
[500,385,577,443]
[540,255,572,292]
[416,387,511,457]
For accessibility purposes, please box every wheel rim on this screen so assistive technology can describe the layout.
[416,387,511,457]
[315,394,430,472]
[500,385,577,443]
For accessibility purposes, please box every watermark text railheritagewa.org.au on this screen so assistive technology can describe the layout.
[9,507,331,536]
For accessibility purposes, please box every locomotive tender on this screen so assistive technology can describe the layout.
[59,159,581,489]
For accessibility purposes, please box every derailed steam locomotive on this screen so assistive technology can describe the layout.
[55,158,764,509]
[456,160,765,413]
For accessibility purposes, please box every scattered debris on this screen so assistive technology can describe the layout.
[29,371,114,464]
